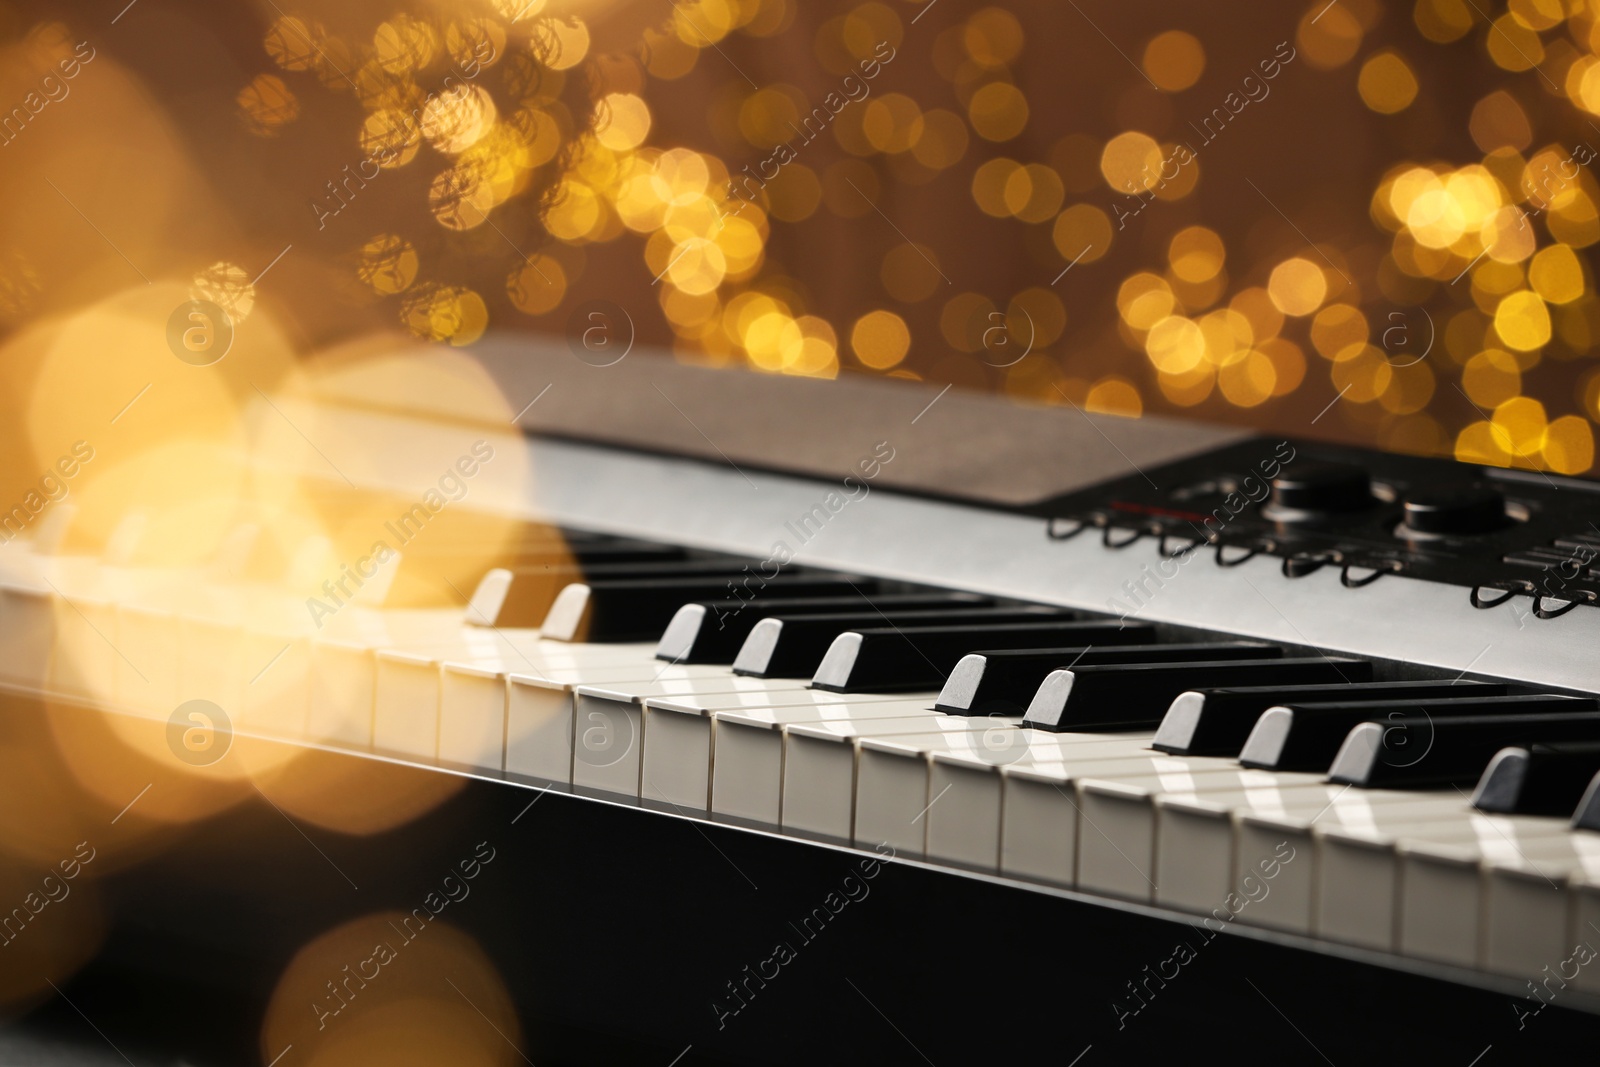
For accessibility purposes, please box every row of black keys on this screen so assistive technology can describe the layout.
[469,539,1600,828]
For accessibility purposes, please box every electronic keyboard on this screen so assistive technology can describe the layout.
[10,337,1600,1064]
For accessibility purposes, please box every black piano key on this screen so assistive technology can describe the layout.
[1240,694,1595,772]
[483,558,802,627]
[1154,677,1505,755]
[1571,771,1600,831]
[389,540,691,607]
[1472,742,1600,815]
[1327,707,1600,788]
[403,535,679,562]
[539,574,871,642]
[1020,657,1362,732]
[935,639,1272,716]
[808,620,1139,693]
[654,593,990,664]
[732,607,1071,679]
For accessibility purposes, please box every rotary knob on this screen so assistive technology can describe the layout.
[1401,487,1509,536]
[1268,462,1374,514]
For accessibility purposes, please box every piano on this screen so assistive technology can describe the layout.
[6,337,1600,1064]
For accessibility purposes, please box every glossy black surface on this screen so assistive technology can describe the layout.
[1021,657,1363,732]
[1245,695,1599,773]
[1155,679,1503,756]
[934,639,1266,716]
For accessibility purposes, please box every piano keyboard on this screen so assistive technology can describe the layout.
[11,497,1600,1006]
[12,346,1600,1056]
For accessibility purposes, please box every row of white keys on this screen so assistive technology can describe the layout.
[639,689,925,811]
[327,623,674,754]
[378,647,728,762]
[636,687,921,806]
[159,604,721,766]
[926,733,1176,873]
[565,674,846,796]
[1310,807,1595,978]
[427,651,915,788]
[706,698,943,825]
[1153,783,1460,928]
[785,712,1028,848]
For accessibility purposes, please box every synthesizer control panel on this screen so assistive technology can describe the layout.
[1033,437,1600,621]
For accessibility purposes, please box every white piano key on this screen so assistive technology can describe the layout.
[1397,838,1485,968]
[710,710,787,824]
[113,604,177,716]
[999,766,1079,886]
[1237,813,1318,934]
[639,704,718,811]
[571,690,645,795]
[1076,777,1162,902]
[505,672,579,784]
[1315,825,1406,952]
[438,662,506,771]
[177,617,247,717]
[0,584,52,689]
[240,632,310,740]
[1481,835,1600,980]
[49,594,117,700]
[855,735,947,858]
[373,650,440,759]
[309,640,375,747]
[1157,796,1244,917]
[708,699,938,826]
[924,749,1011,870]
[1569,880,1600,995]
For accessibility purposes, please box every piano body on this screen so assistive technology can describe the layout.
[4,337,1600,1064]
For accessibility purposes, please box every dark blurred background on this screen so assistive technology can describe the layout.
[0,0,1597,473]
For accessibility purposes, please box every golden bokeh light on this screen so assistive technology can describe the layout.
[1052,203,1113,264]
[1168,226,1225,284]
[1100,130,1162,192]
[851,309,911,369]
[1358,52,1419,114]
[262,911,520,1066]
[967,81,1029,142]
[1268,258,1329,316]
[1143,31,1205,92]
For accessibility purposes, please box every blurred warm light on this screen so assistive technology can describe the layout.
[256,747,465,835]
[0,846,106,1012]
[1143,31,1205,92]
[1358,52,1419,113]
[851,309,911,369]
[1268,258,1329,317]
[1052,203,1113,263]
[1100,131,1162,192]
[263,912,522,1066]
[1297,1,1364,69]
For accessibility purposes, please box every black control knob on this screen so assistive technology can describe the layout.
[1402,487,1509,535]
[1269,462,1374,513]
